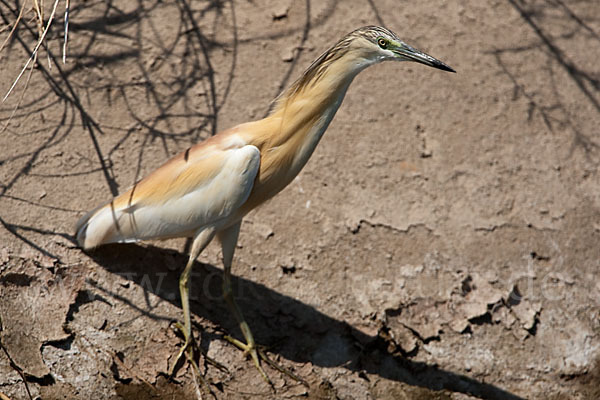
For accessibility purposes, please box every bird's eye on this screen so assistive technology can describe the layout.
[378,38,387,49]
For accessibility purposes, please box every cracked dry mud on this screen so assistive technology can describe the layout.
[1,0,599,399]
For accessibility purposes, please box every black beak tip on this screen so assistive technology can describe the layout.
[435,61,456,73]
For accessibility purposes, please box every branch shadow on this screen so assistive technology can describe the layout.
[490,0,599,159]
[85,242,524,400]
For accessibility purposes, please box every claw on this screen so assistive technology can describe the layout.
[257,347,308,386]
[224,334,272,386]
[224,334,307,388]
[169,321,217,398]
[170,321,229,376]
[169,321,195,377]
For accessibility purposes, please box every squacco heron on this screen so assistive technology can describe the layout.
[76,26,454,383]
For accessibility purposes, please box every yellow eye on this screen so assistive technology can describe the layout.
[378,38,387,49]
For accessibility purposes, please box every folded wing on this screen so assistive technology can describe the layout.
[76,140,260,249]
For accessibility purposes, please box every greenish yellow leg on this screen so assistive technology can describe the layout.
[218,222,273,385]
[169,227,215,378]
[218,224,307,387]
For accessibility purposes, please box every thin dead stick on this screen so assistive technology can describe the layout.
[3,0,60,102]
[33,0,47,69]
[0,0,27,54]
[31,0,52,69]
[63,0,69,63]
[32,0,44,35]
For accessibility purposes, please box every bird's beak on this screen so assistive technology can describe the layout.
[391,41,455,73]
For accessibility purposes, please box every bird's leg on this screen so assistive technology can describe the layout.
[217,222,273,385]
[169,227,215,377]
[218,224,307,387]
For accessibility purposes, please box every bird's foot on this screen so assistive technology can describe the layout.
[169,321,199,377]
[224,334,307,388]
[169,321,227,395]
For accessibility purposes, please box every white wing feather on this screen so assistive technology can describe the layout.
[76,144,260,248]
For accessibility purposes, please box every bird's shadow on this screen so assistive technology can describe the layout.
[84,243,523,400]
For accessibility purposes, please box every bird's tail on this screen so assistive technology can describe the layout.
[75,201,136,249]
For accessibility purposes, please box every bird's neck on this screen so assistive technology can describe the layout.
[234,52,377,215]
[265,53,373,152]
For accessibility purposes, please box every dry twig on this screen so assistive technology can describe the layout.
[2,0,70,103]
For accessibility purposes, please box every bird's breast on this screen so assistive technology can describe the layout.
[234,77,351,219]
[238,109,340,217]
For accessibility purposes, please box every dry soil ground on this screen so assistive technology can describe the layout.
[1,0,599,399]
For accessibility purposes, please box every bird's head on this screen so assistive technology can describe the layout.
[345,26,455,72]
[274,25,454,108]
